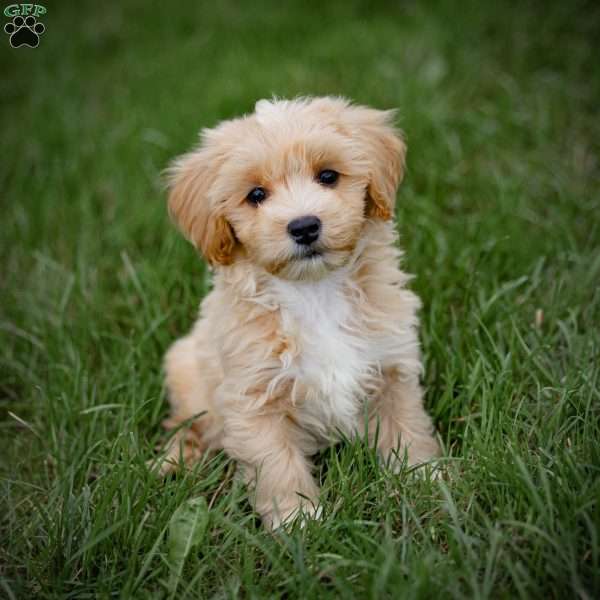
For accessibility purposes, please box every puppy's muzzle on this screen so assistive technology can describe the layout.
[287,215,321,246]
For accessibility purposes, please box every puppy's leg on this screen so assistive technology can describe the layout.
[155,328,223,474]
[369,368,440,471]
[223,411,319,530]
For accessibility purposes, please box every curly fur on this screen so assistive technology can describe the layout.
[157,96,439,529]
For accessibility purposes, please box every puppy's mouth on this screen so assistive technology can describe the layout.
[273,244,355,281]
[295,247,323,260]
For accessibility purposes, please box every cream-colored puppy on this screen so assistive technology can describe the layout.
[157,96,439,529]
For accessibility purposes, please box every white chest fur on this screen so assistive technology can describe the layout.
[269,275,379,440]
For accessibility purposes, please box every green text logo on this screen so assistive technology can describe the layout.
[4,4,46,47]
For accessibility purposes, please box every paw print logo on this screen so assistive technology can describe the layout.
[4,15,45,48]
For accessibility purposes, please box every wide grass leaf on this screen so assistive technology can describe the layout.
[167,497,210,592]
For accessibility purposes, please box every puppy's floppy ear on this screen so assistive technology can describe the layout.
[349,107,407,220]
[166,133,237,266]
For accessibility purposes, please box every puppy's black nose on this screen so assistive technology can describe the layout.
[287,215,321,246]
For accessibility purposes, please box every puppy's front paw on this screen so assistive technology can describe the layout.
[380,431,441,472]
[382,448,446,481]
[147,426,207,475]
[265,498,322,531]
[409,459,445,481]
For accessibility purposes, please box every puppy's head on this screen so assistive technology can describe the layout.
[167,96,406,280]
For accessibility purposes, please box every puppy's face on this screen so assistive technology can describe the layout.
[167,97,406,281]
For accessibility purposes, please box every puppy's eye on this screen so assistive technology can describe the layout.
[317,169,339,186]
[246,187,267,205]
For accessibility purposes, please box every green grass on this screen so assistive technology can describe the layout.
[1,1,599,597]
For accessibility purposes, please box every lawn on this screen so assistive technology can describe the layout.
[1,1,599,597]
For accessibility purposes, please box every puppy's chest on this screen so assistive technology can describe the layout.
[272,278,381,437]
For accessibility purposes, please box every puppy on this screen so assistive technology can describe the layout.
[157,96,440,529]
